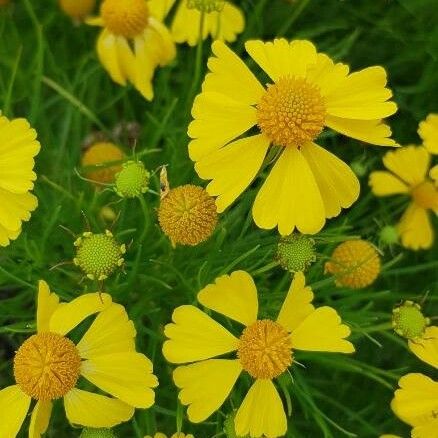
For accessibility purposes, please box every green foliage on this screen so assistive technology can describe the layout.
[0,0,437,437]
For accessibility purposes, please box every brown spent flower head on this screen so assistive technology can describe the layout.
[59,0,96,20]
[82,142,124,185]
[158,184,218,246]
[325,239,381,289]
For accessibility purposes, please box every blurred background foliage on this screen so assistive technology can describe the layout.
[0,0,437,436]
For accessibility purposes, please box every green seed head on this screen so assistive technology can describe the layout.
[80,428,117,438]
[392,301,430,340]
[74,230,125,280]
[115,161,150,198]
[379,225,399,246]
[276,234,316,273]
[186,0,225,13]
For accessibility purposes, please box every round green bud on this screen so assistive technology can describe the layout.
[276,234,316,273]
[392,301,430,340]
[350,160,367,178]
[115,161,150,198]
[80,428,117,438]
[379,225,399,245]
[73,230,125,280]
[187,0,225,13]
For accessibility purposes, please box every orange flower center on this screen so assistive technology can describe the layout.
[411,181,438,210]
[237,319,292,379]
[14,332,81,400]
[101,0,149,38]
[257,76,326,148]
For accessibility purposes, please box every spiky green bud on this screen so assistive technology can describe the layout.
[115,161,150,198]
[392,301,430,340]
[276,234,316,273]
[187,0,225,13]
[379,225,399,245]
[80,428,117,438]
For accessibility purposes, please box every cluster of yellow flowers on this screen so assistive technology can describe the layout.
[0,0,437,437]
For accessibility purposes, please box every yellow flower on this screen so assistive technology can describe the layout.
[0,115,40,246]
[150,0,244,47]
[82,142,124,185]
[188,39,397,235]
[324,239,381,289]
[391,373,438,438]
[144,433,194,438]
[87,0,176,100]
[163,271,354,437]
[369,146,438,250]
[59,0,96,21]
[0,281,158,437]
[418,113,438,154]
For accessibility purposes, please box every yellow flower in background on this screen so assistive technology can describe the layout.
[0,115,40,247]
[369,146,438,250]
[87,0,176,100]
[418,113,438,154]
[0,0,10,6]
[59,0,96,21]
[82,142,124,185]
[0,281,158,437]
[163,271,354,437]
[189,39,397,235]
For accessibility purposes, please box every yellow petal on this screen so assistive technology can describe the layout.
[290,306,355,353]
[188,92,257,161]
[325,115,398,147]
[96,29,127,85]
[391,373,438,427]
[369,171,409,196]
[37,280,60,333]
[252,147,325,235]
[49,293,112,336]
[195,134,270,213]
[145,18,176,67]
[163,305,239,364]
[81,352,158,408]
[171,1,207,46]
[64,388,134,428]
[325,66,397,119]
[412,420,438,438]
[147,0,176,22]
[85,16,104,26]
[234,379,287,438]
[0,222,20,247]
[418,113,438,155]
[430,165,438,185]
[207,3,244,43]
[0,189,38,231]
[383,146,430,187]
[0,385,30,438]
[245,39,317,82]
[306,53,349,97]
[397,203,434,250]
[77,303,136,359]
[408,326,438,368]
[301,142,360,218]
[197,270,259,326]
[277,271,315,332]
[132,35,155,100]
[203,40,265,105]
[173,359,242,422]
[29,400,52,438]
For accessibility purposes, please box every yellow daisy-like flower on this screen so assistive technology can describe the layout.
[88,0,176,100]
[59,0,96,21]
[0,281,158,437]
[150,0,244,47]
[188,39,397,235]
[163,271,354,437]
[418,113,438,155]
[0,115,40,247]
[369,146,438,250]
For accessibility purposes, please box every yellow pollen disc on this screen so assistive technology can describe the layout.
[101,0,149,38]
[411,181,438,210]
[14,332,81,400]
[237,319,292,379]
[325,239,381,289]
[257,76,326,148]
